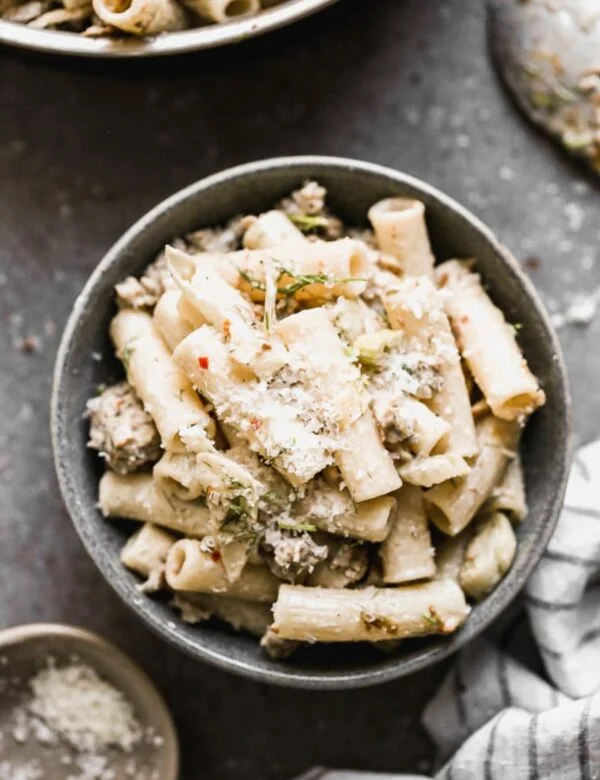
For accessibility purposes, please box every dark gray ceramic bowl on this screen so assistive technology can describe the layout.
[51,156,571,689]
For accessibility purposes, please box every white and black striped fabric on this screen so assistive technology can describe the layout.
[299,441,600,780]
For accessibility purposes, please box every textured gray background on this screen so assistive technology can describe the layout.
[1,0,598,777]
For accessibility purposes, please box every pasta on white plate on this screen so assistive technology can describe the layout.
[87,180,545,659]
[2,0,284,39]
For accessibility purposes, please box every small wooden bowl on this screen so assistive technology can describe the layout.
[0,623,179,779]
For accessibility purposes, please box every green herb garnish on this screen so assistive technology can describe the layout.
[288,213,330,233]
[276,519,318,533]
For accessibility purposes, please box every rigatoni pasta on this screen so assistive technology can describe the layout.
[3,0,289,40]
[88,180,544,660]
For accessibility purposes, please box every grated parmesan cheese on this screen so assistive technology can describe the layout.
[29,662,142,754]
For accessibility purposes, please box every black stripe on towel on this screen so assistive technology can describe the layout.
[454,662,468,728]
[484,712,505,780]
[542,549,599,568]
[564,505,600,521]
[528,713,539,780]
[578,698,592,780]
[525,593,581,611]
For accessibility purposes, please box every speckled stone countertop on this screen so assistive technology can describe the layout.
[0,0,598,777]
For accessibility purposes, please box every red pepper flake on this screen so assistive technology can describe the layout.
[250,417,262,430]
[198,356,209,370]
[523,256,541,272]
[211,551,221,562]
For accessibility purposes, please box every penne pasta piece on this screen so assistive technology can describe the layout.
[165,539,279,602]
[436,260,545,420]
[297,482,396,542]
[120,523,176,590]
[153,290,194,352]
[481,453,527,523]
[368,197,435,276]
[399,453,470,488]
[459,512,517,601]
[169,246,287,376]
[424,415,521,536]
[382,276,478,458]
[429,363,479,458]
[276,307,399,500]
[242,210,306,250]
[379,485,436,584]
[177,294,206,329]
[99,470,211,538]
[195,239,370,301]
[275,306,364,419]
[172,592,272,636]
[181,0,258,23]
[153,450,260,505]
[110,309,214,451]
[271,580,469,642]
[174,326,330,486]
[92,0,186,34]
[395,397,451,458]
[434,531,471,583]
[334,411,402,502]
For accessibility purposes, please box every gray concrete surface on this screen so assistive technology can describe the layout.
[0,0,598,777]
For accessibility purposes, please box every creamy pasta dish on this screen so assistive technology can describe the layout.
[87,181,546,659]
[1,0,281,39]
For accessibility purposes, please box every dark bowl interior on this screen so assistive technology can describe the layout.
[51,156,571,689]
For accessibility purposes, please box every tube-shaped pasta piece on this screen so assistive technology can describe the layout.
[181,0,258,23]
[197,239,370,301]
[424,416,521,536]
[153,290,194,352]
[436,260,545,420]
[110,309,214,451]
[368,198,435,276]
[99,471,211,538]
[459,512,517,601]
[168,247,287,376]
[383,277,478,458]
[92,0,186,35]
[429,364,479,458]
[177,294,206,329]
[165,539,278,602]
[379,485,435,584]
[271,580,469,642]
[335,411,402,502]
[242,210,306,250]
[298,486,396,542]
[481,454,527,523]
[434,531,470,582]
[399,453,470,488]
[120,523,176,584]
[153,450,260,504]
[173,593,272,636]
[396,397,451,458]
[174,326,330,486]
[275,307,364,419]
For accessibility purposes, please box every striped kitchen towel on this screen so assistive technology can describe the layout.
[299,441,600,780]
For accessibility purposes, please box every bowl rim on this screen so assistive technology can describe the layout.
[0,622,179,778]
[0,0,339,58]
[51,155,572,689]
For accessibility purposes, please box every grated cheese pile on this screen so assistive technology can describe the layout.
[28,662,142,754]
